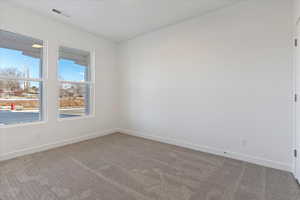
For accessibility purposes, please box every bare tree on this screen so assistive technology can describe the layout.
[0,67,23,91]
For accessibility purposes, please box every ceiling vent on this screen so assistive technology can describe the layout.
[52,9,70,18]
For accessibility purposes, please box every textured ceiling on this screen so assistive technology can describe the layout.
[8,0,243,42]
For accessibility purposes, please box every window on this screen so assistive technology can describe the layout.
[0,30,44,125]
[58,46,92,118]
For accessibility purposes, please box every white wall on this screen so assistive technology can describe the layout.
[0,2,118,159]
[118,0,294,171]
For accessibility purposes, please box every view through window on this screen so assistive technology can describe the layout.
[58,46,91,118]
[0,30,44,125]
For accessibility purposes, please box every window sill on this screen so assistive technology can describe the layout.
[0,120,47,129]
[57,115,95,122]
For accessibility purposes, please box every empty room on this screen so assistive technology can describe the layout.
[0,0,299,199]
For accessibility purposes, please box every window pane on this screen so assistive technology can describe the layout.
[58,46,91,119]
[59,83,89,118]
[0,30,43,79]
[0,30,43,125]
[59,59,87,82]
[58,47,90,82]
[0,80,41,125]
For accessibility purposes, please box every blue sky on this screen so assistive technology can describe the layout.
[59,59,86,82]
[0,48,86,82]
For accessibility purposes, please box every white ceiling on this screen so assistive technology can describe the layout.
[8,0,243,42]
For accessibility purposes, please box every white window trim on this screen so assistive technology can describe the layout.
[0,36,48,127]
[56,45,95,121]
[1,120,47,129]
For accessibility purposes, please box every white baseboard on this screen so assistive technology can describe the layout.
[117,128,292,172]
[0,128,118,162]
[1,128,292,172]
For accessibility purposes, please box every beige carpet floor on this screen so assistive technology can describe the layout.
[0,133,299,200]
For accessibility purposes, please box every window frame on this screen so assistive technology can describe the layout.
[56,44,95,121]
[0,30,48,127]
